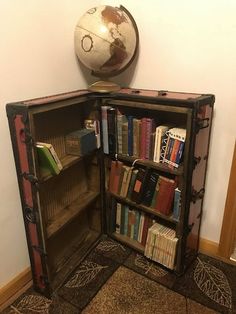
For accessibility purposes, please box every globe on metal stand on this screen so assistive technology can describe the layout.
[74,5,139,93]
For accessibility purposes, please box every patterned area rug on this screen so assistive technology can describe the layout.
[3,237,236,313]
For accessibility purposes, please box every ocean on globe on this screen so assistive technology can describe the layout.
[74,5,138,78]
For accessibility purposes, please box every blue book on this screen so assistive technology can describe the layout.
[133,210,141,241]
[123,205,129,235]
[173,188,181,220]
[127,116,133,156]
[175,141,185,165]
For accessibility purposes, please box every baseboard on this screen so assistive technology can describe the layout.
[198,237,219,257]
[0,267,32,311]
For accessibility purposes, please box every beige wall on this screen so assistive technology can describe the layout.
[0,0,99,288]
[105,0,236,242]
[1,0,236,287]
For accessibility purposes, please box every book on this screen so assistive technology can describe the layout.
[122,121,128,155]
[107,107,117,154]
[133,118,141,157]
[116,110,127,154]
[153,125,170,163]
[142,171,159,207]
[116,203,122,234]
[120,165,132,197]
[127,116,133,156]
[130,168,147,203]
[140,118,147,159]
[145,118,155,159]
[36,142,62,171]
[84,119,101,148]
[101,106,111,154]
[36,143,61,175]
[65,129,97,156]
[133,210,141,241]
[127,168,138,199]
[108,160,124,194]
[154,176,176,215]
[137,213,145,243]
[173,188,181,221]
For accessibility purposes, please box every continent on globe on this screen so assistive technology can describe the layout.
[74,5,139,78]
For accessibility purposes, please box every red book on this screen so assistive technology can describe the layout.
[155,176,176,215]
[109,160,124,194]
[145,118,155,159]
[141,216,153,246]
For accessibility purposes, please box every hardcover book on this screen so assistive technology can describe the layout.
[36,143,61,176]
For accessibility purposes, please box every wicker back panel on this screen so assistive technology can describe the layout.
[40,162,88,225]
[33,105,84,159]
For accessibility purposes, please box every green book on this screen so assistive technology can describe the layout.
[36,143,60,176]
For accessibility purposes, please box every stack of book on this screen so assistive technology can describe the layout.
[162,127,186,168]
[144,223,178,269]
[115,202,155,246]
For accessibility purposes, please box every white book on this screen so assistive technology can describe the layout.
[153,125,170,163]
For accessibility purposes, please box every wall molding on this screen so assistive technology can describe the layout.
[199,237,219,256]
[0,267,32,311]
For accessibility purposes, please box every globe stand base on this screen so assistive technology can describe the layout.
[88,80,120,93]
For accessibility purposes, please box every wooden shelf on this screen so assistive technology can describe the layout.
[46,190,99,238]
[111,233,145,253]
[113,154,183,176]
[110,192,178,226]
[39,149,99,182]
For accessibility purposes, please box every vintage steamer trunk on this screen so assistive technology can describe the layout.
[6,88,214,296]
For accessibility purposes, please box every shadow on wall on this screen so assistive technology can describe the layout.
[75,47,139,89]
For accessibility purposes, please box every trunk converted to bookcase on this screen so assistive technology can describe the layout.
[6,88,214,296]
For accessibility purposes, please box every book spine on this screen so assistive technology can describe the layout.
[107,107,117,155]
[140,118,147,159]
[127,116,133,156]
[48,145,63,170]
[122,122,128,155]
[142,171,159,207]
[116,111,125,154]
[133,210,140,241]
[101,106,110,154]
[173,188,181,220]
[145,118,153,159]
[133,118,141,157]
[127,169,138,199]
[123,205,129,236]
[130,168,146,203]
[116,203,122,234]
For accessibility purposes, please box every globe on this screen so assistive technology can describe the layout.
[74,5,139,92]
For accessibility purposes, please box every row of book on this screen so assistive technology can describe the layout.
[109,160,181,219]
[101,106,186,168]
[144,223,178,269]
[115,202,156,246]
[114,203,178,269]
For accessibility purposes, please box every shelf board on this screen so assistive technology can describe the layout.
[111,233,145,253]
[46,190,99,238]
[114,154,183,176]
[110,192,178,225]
[39,154,83,182]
